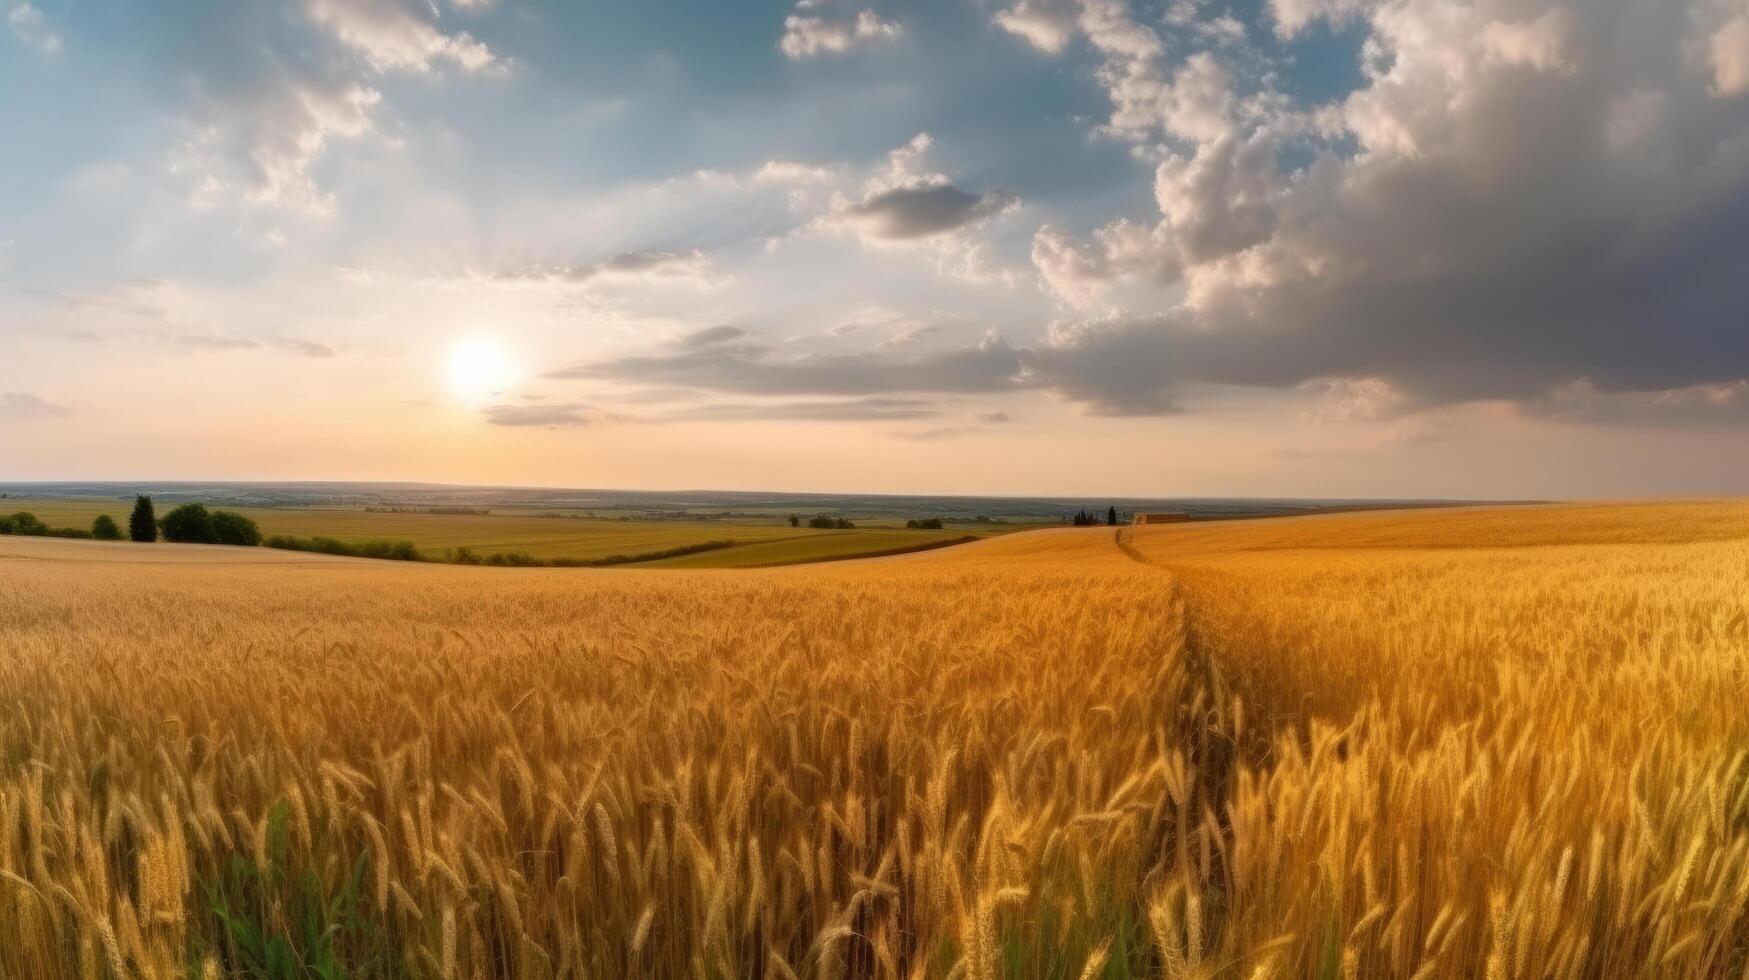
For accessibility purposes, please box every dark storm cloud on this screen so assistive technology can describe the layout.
[846,183,1019,240]
[1015,0,1749,419]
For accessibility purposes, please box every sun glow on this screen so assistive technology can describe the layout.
[448,337,517,400]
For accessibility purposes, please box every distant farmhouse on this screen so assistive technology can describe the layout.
[1131,512,1191,525]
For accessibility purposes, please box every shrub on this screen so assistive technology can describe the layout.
[265,535,423,562]
[808,515,856,529]
[211,510,262,546]
[356,540,422,562]
[906,518,944,530]
[91,514,122,540]
[46,527,94,539]
[160,503,219,544]
[128,495,157,542]
[1,512,49,536]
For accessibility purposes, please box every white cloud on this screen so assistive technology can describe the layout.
[1480,7,1575,74]
[7,2,60,52]
[304,0,499,74]
[150,1,502,214]
[779,2,902,59]
[1709,15,1749,96]
[992,0,1077,55]
[754,160,841,183]
[1299,377,1409,423]
[174,82,382,215]
[1031,220,1177,306]
[1267,0,1378,39]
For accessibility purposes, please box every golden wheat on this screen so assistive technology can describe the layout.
[0,501,1745,977]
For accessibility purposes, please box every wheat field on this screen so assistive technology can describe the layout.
[2,501,1748,978]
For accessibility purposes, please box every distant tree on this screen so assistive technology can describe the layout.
[1108,506,1118,526]
[91,514,122,540]
[160,503,219,544]
[906,518,944,530]
[128,495,157,542]
[1,512,48,535]
[211,510,261,546]
[788,514,800,528]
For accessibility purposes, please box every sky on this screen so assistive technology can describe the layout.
[2,0,1748,498]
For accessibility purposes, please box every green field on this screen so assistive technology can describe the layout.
[637,529,980,567]
[0,498,1010,567]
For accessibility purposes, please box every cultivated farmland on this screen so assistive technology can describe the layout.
[2,501,1748,977]
[0,498,1005,567]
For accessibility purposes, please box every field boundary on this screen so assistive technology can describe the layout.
[743,534,981,568]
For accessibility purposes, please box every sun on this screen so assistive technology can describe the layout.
[447,337,517,400]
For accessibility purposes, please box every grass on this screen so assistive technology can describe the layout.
[1,497,1006,567]
[2,500,1748,977]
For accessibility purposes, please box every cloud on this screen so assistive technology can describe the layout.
[811,133,1021,281]
[0,392,70,419]
[1521,379,1749,427]
[549,330,1025,397]
[1480,8,1575,74]
[755,160,841,183]
[1711,15,1749,96]
[151,1,500,213]
[481,403,592,427]
[992,0,1077,55]
[168,334,338,357]
[842,183,1018,240]
[270,338,339,358]
[1031,220,1178,306]
[678,325,747,348]
[877,324,942,349]
[890,426,968,440]
[474,250,723,289]
[779,2,902,59]
[1298,377,1410,423]
[304,0,498,74]
[172,334,261,352]
[7,2,60,52]
[1003,0,1749,419]
[1266,0,1376,39]
[890,408,1016,439]
[650,397,941,423]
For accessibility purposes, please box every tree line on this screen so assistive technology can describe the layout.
[1070,506,1122,527]
[0,495,261,546]
[788,514,857,529]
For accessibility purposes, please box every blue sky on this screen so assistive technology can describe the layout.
[3,0,1748,497]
